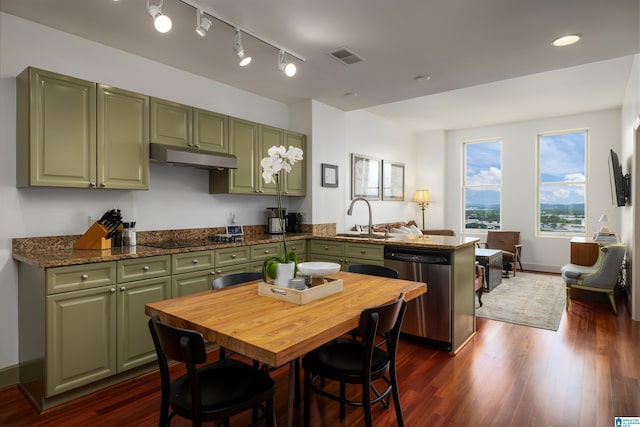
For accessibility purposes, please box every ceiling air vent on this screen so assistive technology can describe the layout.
[328,47,365,65]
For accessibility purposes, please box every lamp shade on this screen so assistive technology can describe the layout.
[413,190,432,204]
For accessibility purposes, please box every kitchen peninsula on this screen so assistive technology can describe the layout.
[13,227,477,411]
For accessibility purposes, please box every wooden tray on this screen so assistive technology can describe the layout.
[258,277,343,305]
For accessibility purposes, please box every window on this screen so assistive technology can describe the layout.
[537,130,586,235]
[463,140,502,231]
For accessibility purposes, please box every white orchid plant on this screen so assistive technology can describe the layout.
[260,145,304,281]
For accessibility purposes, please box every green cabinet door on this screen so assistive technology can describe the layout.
[258,124,282,195]
[172,270,216,297]
[17,67,96,188]
[210,117,259,194]
[46,285,116,396]
[194,108,228,153]
[283,131,306,196]
[98,85,149,190]
[117,276,170,372]
[150,98,193,148]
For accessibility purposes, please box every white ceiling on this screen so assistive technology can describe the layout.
[2,0,638,131]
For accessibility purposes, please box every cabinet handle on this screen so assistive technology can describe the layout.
[210,271,216,275]
[195,143,200,148]
[110,288,116,293]
[192,259,199,264]
[99,182,106,188]
[292,246,297,250]
[81,274,89,280]
[231,254,237,259]
[143,266,150,271]
[216,269,222,274]
[324,246,328,250]
[120,286,126,292]
[89,182,96,188]
[284,191,289,195]
[361,249,366,254]
[188,142,194,147]
[264,250,270,254]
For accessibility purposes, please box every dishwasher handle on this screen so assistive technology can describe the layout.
[384,247,450,264]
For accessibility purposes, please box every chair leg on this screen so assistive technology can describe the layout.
[304,370,312,427]
[390,366,405,427]
[566,286,571,310]
[266,397,275,427]
[362,382,373,427]
[607,292,618,314]
[340,382,346,419]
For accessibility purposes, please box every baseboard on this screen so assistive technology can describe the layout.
[0,364,19,389]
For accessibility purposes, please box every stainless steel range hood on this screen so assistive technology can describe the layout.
[150,143,238,169]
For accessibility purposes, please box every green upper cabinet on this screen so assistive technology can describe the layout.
[209,118,306,196]
[16,67,149,190]
[194,108,229,153]
[98,86,149,190]
[283,130,306,196]
[150,98,228,154]
[17,68,96,188]
[259,124,283,195]
[209,117,259,194]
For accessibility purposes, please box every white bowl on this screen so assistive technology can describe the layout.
[297,262,341,278]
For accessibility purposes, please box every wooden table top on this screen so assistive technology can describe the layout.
[145,271,426,367]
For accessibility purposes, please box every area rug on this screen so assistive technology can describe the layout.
[476,272,565,331]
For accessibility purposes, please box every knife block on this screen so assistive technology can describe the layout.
[74,222,112,250]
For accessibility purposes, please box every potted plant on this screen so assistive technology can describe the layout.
[261,145,304,285]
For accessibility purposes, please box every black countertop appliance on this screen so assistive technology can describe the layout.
[286,212,302,233]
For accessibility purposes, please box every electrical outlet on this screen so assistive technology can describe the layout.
[229,212,237,224]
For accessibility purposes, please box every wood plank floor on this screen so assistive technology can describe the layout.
[1,279,639,426]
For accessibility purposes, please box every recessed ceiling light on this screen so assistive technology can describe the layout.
[552,34,580,47]
[414,75,431,82]
[343,92,358,97]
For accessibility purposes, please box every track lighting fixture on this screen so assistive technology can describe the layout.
[233,29,252,66]
[147,0,172,33]
[278,50,297,77]
[195,9,212,37]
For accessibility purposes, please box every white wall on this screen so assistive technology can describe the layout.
[415,130,447,229]
[621,53,639,320]
[307,105,418,231]
[446,109,622,272]
[0,13,295,370]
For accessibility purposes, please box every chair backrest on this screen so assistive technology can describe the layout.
[355,294,407,356]
[212,271,263,290]
[149,314,207,365]
[486,231,520,253]
[583,244,626,288]
[348,264,399,279]
[423,229,456,236]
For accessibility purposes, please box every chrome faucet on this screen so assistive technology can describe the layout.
[347,197,373,237]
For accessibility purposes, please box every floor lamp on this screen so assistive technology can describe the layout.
[413,190,432,230]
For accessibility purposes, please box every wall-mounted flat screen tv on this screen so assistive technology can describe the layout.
[608,149,630,206]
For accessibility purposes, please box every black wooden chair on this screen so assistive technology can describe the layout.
[212,271,301,408]
[348,264,399,278]
[302,294,407,427]
[148,314,275,427]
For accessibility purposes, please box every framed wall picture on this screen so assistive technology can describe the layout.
[351,153,381,200]
[382,160,405,201]
[321,163,339,188]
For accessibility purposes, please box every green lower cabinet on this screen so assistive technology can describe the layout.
[46,285,116,397]
[117,276,171,371]
[172,269,216,297]
[309,240,383,271]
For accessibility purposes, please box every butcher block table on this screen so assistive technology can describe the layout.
[145,270,426,425]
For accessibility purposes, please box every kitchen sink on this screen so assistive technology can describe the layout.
[334,233,389,240]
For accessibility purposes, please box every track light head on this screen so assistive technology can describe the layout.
[195,9,212,37]
[278,50,297,77]
[233,29,252,66]
[147,1,171,33]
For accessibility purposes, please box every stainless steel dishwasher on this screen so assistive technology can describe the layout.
[384,246,452,350]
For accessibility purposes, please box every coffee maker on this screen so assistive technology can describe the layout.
[266,207,287,234]
[286,212,302,233]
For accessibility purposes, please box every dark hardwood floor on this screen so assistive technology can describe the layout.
[1,281,639,426]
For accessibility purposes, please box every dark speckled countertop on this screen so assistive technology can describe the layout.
[12,227,477,269]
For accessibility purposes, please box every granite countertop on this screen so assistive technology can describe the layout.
[13,230,478,269]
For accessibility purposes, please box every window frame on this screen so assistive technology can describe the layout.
[536,129,588,237]
[462,139,503,233]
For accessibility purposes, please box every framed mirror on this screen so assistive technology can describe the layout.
[351,153,381,200]
[382,160,404,201]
